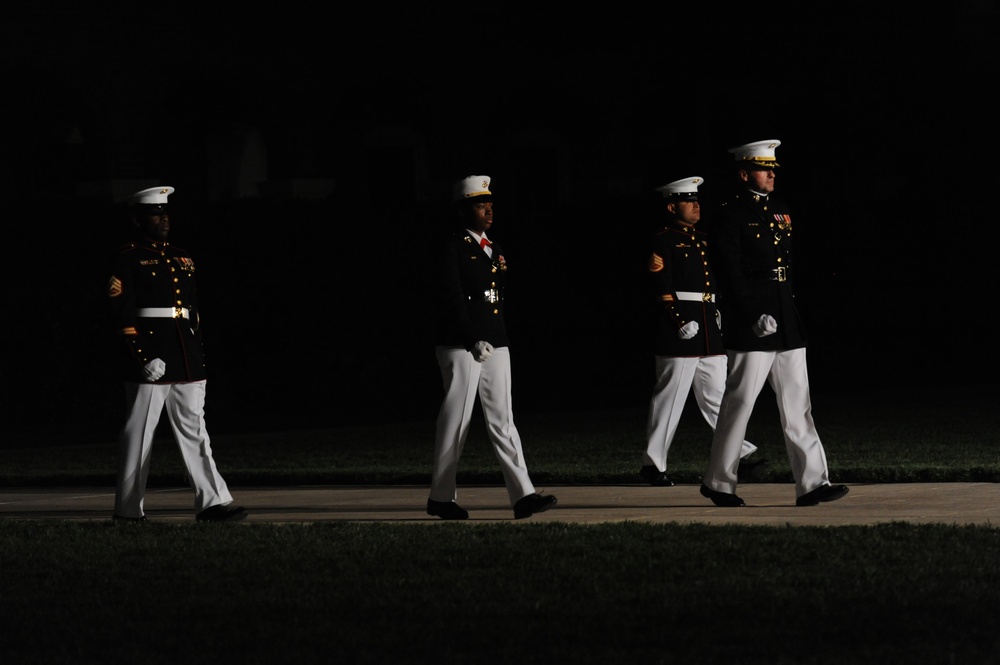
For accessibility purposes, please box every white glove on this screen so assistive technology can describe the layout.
[142,358,166,382]
[472,340,494,363]
[677,321,699,340]
[753,314,778,338]
[715,309,722,330]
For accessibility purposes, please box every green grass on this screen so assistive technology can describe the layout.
[1,520,998,664]
[4,385,1000,486]
[2,384,1000,663]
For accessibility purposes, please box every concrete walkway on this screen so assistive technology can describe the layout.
[1,483,998,526]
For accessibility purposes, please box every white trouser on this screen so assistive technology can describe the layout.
[430,346,535,505]
[703,348,830,496]
[114,381,233,518]
[644,355,757,472]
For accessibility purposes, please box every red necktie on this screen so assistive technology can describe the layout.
[480,237,491,250]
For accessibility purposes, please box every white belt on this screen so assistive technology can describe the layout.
[137,307,190,319]
[675,291,715,303]
[466,289,502,303]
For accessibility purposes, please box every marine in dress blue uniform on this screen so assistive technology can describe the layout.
[699,141,848,507]
[427,175,557,520]
[641,177,759,486]
[107,186,246,522]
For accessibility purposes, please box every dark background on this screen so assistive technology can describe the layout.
[2,2,998,445]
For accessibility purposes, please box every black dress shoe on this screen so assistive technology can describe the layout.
[700,484,746,507]
[639,465,675,487]
[427,500,469,520]
[513,493,557,519]
[796,484,849,506]
[737,457,769,482]
[196,504,249,522]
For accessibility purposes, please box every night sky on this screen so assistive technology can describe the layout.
[3,2,998,443]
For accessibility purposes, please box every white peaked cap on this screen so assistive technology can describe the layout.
[654,176,703,199]
[453,175,492,202]
[728,140,781,168]
[128,186,175,205]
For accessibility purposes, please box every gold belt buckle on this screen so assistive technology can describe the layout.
[701,293,712,302]
[774,267,787,282]
[173,307,184,318]
[483,289,499,303]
